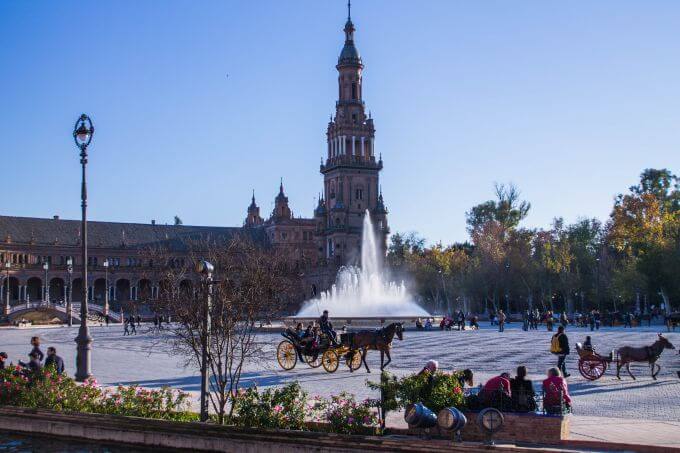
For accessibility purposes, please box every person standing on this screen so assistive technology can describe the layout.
[0,352,8,370]
[123,318,130,336]
[105,314,110,327]
[136,315,141,327]
[44,347,65,375]
[546,311,554,332]
[594,310,601,330]
[498,310,506,332]
[29,337,44,363]
[129,316,137,335]
[560,312,569,329]
[522,310,529,331]
[550,325,570,378]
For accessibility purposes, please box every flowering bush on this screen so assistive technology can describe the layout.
[232,382,307,430]
[314,392,378,435]
[100,385,193,421]
[0,367,193,421]
[368,370,466,414]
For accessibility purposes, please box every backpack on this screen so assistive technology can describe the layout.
[550,334,562,354]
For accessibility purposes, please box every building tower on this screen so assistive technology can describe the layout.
[319,3,388,264]
[244,191,263,227]
[271,179,292,221]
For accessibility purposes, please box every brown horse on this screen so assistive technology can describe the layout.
[350,322,404,373]
[616,333,675,380]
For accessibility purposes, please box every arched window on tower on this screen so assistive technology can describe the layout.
[351,82,357,100]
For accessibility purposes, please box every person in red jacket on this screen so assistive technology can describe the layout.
[542,367,572,413]
[479,372,512,409]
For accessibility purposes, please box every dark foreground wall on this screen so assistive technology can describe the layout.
[0,406,555,453]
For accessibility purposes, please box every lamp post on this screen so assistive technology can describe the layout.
[3,262,10,316]
[73,113,94,382]
[43,262,49,304]
[66,258,73,326]
[196,259,214,422]
[103,259,109,316]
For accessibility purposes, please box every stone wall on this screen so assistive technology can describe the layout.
[0,406,557,453]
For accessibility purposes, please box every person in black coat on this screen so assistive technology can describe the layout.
[552,326,571,378]
[0,352,7,370]
[44,347,65,375]
[510,365,536,412]
[19,351,42,375]
[30,336,44,362]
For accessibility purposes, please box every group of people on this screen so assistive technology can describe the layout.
[292,309,339,346]
[479,366,572,414]
[0,336,65,376]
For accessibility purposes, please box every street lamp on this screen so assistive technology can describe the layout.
[43,262,49,304]
[73,113,94,382]
[103,259,109,316]
[196,259,214,422]
[66,257,73,326]
[3,262,10,316]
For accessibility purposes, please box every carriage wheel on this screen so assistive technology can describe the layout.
[346,350,362,371]
[579,356,606,381]
[303,351,322,368]
[322,349,339,373]
[276,341,297,371]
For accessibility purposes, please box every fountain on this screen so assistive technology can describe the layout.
[296,211,429,318]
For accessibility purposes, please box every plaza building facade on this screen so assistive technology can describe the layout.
[0,9,388,314]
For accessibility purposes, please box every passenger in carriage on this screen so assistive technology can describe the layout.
[583,335,593,352]
[294,322,304,338]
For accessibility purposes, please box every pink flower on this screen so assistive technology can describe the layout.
[273,405,283,413]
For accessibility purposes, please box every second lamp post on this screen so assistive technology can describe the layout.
[73,113,94,382]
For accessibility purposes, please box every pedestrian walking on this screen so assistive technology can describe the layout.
[550,325,571,378]
[44,347,65,375]
[498,310,506,332]
[29,337,44,362]
[129,316,137,335]
[136,315,141,327]
[123,318,130,336]
[523,310,529,331]
[105,314,110,326]
[594,310,601,330]
[546,311,554,332]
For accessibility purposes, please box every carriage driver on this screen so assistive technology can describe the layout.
[319,310,338,346]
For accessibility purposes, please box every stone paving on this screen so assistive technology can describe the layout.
[1,323,679,426]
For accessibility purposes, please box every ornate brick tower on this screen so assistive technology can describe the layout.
[319,3,388,265]
[244,191,263,227]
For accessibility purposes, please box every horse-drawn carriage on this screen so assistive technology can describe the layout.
[576,334,676,381]
[276,328,362,373]
[575,343,613,381]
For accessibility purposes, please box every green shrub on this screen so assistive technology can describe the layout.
[368,370,466,414]
[0,367,193,421]
[232,382,307,430]
[314,392,378,435]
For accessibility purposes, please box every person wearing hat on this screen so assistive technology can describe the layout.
[318,310,338,345]
[0,352,8,370]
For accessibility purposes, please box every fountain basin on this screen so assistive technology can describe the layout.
[284,315,440,330]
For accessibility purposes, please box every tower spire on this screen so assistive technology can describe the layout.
[347,0,351,20]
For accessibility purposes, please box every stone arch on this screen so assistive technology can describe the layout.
[3,277,20,301]
[138,279,152,301]
[49,277,65,301]
[72,278,84,302]
[94,278,107,304]
[158,279,171,300]
[26,277,42,301]
[115,279,131,302]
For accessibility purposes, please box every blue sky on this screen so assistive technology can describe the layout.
[1,1,679,244]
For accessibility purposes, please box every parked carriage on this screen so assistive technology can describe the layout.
[276,329,362,373]
[575,343,613,381]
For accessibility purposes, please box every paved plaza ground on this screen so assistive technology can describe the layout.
[2,322,679,447]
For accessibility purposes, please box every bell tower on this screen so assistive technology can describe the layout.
[320,2,388,264]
